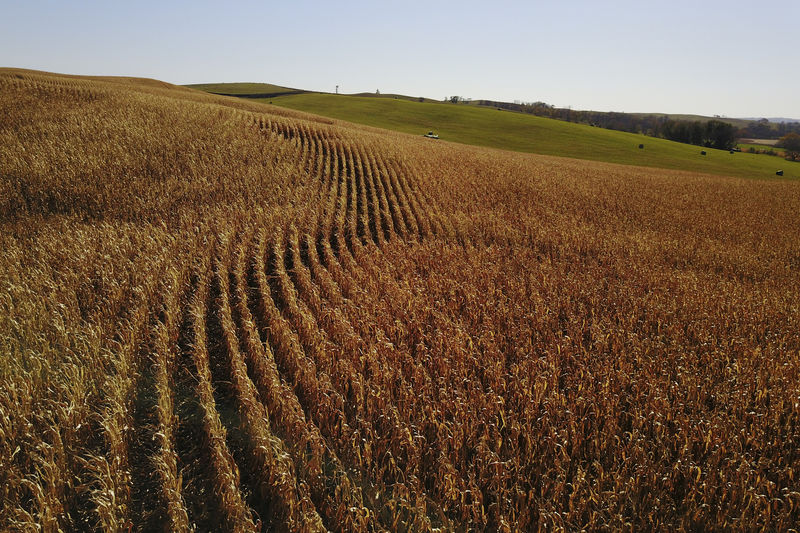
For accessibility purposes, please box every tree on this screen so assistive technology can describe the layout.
[661,119,735,150]
[705,120,736,150]
[744,119,774,139]
[777,132,800,161]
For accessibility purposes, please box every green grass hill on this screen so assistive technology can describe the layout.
[189,84,796,180]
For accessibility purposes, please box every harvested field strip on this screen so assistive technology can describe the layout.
[372,151,411,237]
[229,231,326,531]
[250,230,373,530]
[386,159,421,239]
[352,146,371,246]
[207,234,313,530]
[128,267,193,532]
[363,146,397,241]
[175,249,258,532]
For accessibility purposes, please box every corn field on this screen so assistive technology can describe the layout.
[1,68,800,531]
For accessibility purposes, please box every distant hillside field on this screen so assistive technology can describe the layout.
[737,142,786,157]
[256,92,795,180]
[186,82,304,97]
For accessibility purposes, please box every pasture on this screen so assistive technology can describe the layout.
[255,91,796,180]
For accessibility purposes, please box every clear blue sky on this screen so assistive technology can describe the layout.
[2,0,798,118]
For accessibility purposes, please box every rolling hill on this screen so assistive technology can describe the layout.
[186,82,305,98]
[3,69,800,531]
[191,84,796,181]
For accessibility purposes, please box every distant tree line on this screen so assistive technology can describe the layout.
[661,120,737,150]
[471,99,800,150]
[446,96,471,104]
[739,118,800,139]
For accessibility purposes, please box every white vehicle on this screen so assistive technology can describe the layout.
[423,131,439,139]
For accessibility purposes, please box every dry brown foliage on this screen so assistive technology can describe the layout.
[1,68,799,531]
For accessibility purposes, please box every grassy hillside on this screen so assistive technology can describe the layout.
[260,92,795,180]
[4,69,800,531]
[351,92,439,103]
[738,142,786,157]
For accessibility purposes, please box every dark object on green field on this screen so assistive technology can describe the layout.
[424,131,439,139]
[638,144,644,149]
[730,150,735,154]
[776,170,784,176]
[701,150,707,155]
